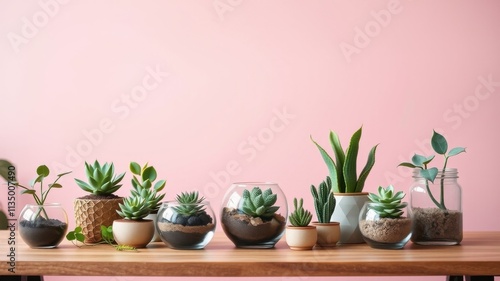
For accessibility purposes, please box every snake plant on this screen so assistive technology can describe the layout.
[311,126,378,193]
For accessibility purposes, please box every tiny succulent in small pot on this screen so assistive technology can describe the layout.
[73,160,126,243]
[15,165,72,248]
[113,194,154,248]
[310,176,340,247]
[289,198,313,227]
[156,191,216,249]
[359,185,411,249]
[221,183,287,248]
[286,198,316,251]
[398,130,465,245]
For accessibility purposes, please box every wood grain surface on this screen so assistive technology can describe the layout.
[1,231,499,276]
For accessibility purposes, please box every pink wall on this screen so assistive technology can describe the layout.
[1,0,500,280]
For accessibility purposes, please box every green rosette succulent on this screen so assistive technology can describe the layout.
[74,160,125,196]
[367,185,406,218]
[117,195,151,220]
[241,187,279,220]
[172,191,205,216]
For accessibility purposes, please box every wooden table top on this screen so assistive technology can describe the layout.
[1,231,500,276]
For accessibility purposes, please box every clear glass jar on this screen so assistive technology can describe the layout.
[156,200,216,249]
[19,203,68,248]
[359,202,412,249]
[409,168,462,245]
[221,182,287,248]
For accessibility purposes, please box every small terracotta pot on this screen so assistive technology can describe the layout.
[285,225,317,250]
[112,219,154,248]
[311,222,340,247]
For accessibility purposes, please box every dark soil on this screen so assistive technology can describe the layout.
[411,207,463,244]
[157,212,215,249]
[19,217,67,248]
[221,207,286,248]
[77,194,121,200]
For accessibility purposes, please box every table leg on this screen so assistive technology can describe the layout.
[465,277,494,281]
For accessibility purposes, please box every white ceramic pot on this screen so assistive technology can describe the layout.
[311,222,340,247]
[285,226,317,250]
[331,193,369,244]
[112,219,154,248]
[145,213,162,242]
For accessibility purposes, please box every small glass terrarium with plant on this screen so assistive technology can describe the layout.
[156,191,215,249]
[359,185,411,249]
[221,183,287,248]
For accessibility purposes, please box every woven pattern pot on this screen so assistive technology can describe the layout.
[74,197,123,243]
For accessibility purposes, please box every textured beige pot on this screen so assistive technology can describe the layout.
[311,222,340,247]
[112,219,154,248]
[74,197,123,243]
[331,192,369,244]
[285,226,317,250]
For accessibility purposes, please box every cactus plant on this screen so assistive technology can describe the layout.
[310,176,336,223]
[117,195,151,220]
[289,198,313,227]
[75,160,125,195]
[241,187,279,220]
[129,162,166,213]
[311,126,378,193]
[367,185,406,218]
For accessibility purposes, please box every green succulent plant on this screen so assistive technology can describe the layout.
[117,195,151,220]
[241,187,279,220]
[289,198,313,227]
[398,130,465,210]
[311,126,378,193]
[130,162,166,212]
[367,185,406,219]
[74,160,125,196]
[310,176,336,223]
[172,191,205,216]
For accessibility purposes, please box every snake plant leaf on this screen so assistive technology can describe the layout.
[343,127,362,193]
[329,131,345,193]
[311,135,339,193]
[420,168,438,183]
[130,162,141,175]
[431,130,448,155]
[448,147,466,157]
[355,144,378,193]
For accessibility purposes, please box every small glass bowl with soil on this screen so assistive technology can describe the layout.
[221,182,288,248]
[156,201,216,250]
[359,202,412,249]
[19,203,68,248]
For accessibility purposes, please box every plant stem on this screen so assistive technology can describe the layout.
[439,157,449,210]
[424,179,444,210]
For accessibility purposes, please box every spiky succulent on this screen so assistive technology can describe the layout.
[310,176,336,223]
[367,185,406,218]
[289,198,313,227]
[130,162,166,212]
[172,191,205,216]
[117,195,151,220]
[74,160,125,196]
[241,187,279,220]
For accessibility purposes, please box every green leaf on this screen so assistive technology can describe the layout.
[343,127,362,193]
[57,171,72,177]
[75,233,85,242]
[448,147,466,157]
[431,130,448,155]
[329,131,345,193]
[142,166,157,182]
[411,154,427,166]
[49,183,62,188]
[423,155,435,165]
[130,162,141,175]
[21,189,36,195]
[311,135,339,193]
[398,162,417,168]
[154,180,166,192]
[36,165,50,177]
[420,168,438,183]
[355,144,378,192]
[66,231,75,240]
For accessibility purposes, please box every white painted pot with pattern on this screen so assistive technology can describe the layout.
[331,192,369,244]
